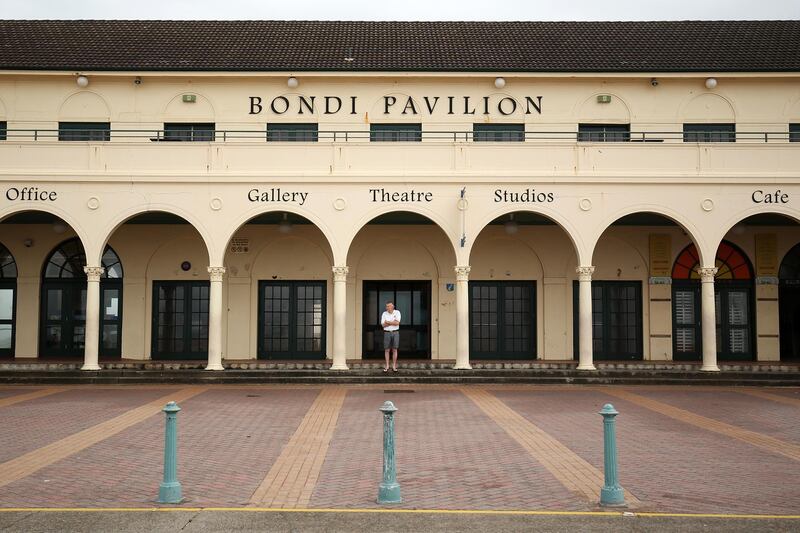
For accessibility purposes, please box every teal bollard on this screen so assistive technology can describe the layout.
[599,403,625,506]
[377,400,402,504]
[157,401,183,504]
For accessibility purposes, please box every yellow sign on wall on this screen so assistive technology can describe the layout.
[649,234,672,277]
[755,234,778,276]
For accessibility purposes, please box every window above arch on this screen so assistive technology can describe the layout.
[672,241,753,280]
[43,238,123,279]
[0,243,17,278]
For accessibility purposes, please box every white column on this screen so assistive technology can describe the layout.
[454,265,472,370]
[576,266,596,371]
[699,267,720,372]
[206,266,225,371]
[331,266,349,370]
[81,266,104,371]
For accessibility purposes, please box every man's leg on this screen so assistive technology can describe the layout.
[384,349,390,370]
[392,348,398,370]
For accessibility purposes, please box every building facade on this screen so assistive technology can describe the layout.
[0,20,798,371]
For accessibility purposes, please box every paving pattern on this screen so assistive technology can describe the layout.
[0,383,797,515]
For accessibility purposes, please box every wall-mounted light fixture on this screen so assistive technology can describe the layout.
[650,78,659,86]
[134,76,142,85]
[52,220,67,234]
[23,238,33,248]
[76,75,89,88]
[504,213,519,235]
[494,77,506,89]
[287,76,299,89]
[705,77,718,89]
[279,213,292,234]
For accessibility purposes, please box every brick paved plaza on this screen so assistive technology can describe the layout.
[0,384,798,516]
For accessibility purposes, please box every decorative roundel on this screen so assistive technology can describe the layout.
[87,196,100,210]
[672,240,753,280]
[701,198,714,212]
[579,198,592,211]
[457,198,468,211]
[209,197,223,211]
[333,197,347,211]
[181,261,192,272]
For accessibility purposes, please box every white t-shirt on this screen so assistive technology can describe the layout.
[381,310,401,331]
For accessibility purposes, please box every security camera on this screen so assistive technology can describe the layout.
[650,78,659,86]
[134,77,142,85]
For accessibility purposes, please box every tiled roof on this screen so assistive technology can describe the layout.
[0,20,799,72]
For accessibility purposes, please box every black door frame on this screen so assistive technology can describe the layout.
[572,280,644,361]
[779,281,800,360]
[39,279,122,358]
[151,280,210,360]
[0,279,16,358]
[672,280,756,361]
[362,280,431,359]
[257,280,327,360]
[468,280,537,360]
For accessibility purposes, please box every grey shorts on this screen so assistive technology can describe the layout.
[383,330,400,350]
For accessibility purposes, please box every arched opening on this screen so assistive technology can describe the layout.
[40,237,123,358]
[0,242,17,358]
[780,243,800,360]
[100,211,211,361]
[469,211,578,360]
[588,213,703,362]
[223,211,335,361]
[0,211,90,359]
[347,211,457,360]
[672,240,754,361]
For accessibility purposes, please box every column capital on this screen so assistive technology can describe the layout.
[454,265,471,281]
[332,265,349,282]
[576,266,595,282]
[83,266,104,281]
[207,266,226,282]
[698,267,718,283]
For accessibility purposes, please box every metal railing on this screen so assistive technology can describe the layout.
[1,128,798,143]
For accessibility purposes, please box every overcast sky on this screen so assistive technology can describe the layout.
[2,0,799,20]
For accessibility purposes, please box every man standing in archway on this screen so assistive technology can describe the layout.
[382,301,401,372]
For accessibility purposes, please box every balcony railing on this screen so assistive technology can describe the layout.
[2,129,799,143]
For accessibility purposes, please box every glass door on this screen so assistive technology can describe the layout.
[152,281,209,360]
[258,281,326,359]
[573,281,643,360]
[0,281,15,357]
[362,281,430,358]
[469,281,536,359]
[40,281,86,357]
[100,284,122,357]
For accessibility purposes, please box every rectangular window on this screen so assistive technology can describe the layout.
[267,123,319,142]
[578,124,631,142]
[370,123,422,142]
[683,123,735,143]
[790,124,800,143]
[163,122,215,142]
[58,122,110,142]
[573,280,643,360]
[0,121,6,141]
[473,123,525,142]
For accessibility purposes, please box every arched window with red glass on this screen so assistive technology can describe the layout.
[672,240,754,361]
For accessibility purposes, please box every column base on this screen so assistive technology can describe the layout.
[700,364,720,372]
[204,363,225,371]
[576,363,596,371]
[453,363,472,370]
[80,364,101,371]
[157,481,183,504]
[330,363,349,371]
